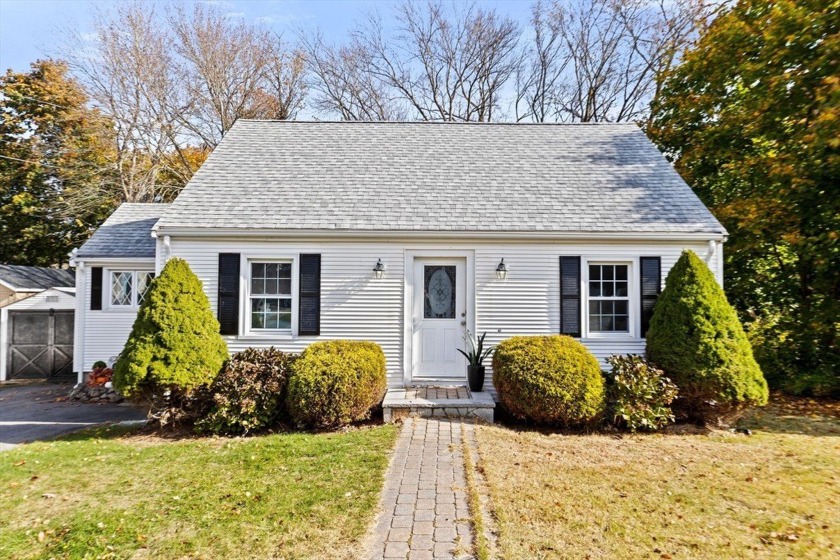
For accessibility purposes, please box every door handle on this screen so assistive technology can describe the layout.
[460,321,466,326]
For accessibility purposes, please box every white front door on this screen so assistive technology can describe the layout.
[412,258,467,380]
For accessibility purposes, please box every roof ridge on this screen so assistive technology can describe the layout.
[234,119,640,126]
[119,202,171,205]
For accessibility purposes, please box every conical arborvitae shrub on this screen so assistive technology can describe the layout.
[646,250,768,423]
[114,258,228,402]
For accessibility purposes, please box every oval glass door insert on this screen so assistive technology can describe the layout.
[424,266,456,319]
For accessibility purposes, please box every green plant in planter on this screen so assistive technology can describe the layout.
[458,331,493,392]
[458,331,494,366]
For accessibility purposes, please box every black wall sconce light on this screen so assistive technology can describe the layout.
[496,258,508,280]
[373,258,385,279]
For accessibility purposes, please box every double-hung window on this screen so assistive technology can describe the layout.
[109,270,154,309]
[249,261,292,331]
[587,263,631,335]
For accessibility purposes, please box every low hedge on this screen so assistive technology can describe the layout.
[197,347,297,435]
[493,335,605,426]
[287,340,387,429]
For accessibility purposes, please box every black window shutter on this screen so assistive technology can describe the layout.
[299,254,321,336]
[90,267,103,310]
[640,257,662,337]
[559,256,581,337]
[217,253,240,335]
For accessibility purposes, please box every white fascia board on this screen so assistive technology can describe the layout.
[154,227,727,243]
[71,257,156,266]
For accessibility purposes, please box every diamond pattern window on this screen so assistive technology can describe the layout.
[137,272,155,304]
[110,272,133,306]
[109,270,154,308]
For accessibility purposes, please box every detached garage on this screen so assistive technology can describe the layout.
[0,265,77,381]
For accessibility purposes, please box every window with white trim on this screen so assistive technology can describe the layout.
[249,261,292,330]
[587,263,630,333]
[109,270,154,309]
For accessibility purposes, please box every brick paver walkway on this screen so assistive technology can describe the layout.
[368,417,473,559]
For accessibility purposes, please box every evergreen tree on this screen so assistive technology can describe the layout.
[114,258,228,402]
[646,250,768,422]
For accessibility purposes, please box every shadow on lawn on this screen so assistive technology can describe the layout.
[736,393,840,437]
[491,393,840,438]
[55,407,389,444]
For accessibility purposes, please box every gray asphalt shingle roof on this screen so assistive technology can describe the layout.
[0,265,75,290]
[76,203,167,259]
[156,120,724,235]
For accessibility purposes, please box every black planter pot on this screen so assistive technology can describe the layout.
[467,365,485,392]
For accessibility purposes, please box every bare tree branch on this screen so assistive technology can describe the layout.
[305,0,520,122]
[63,1,183,203]
[170,4,307,145]
[515,0,709,122]
[300,31,404,121]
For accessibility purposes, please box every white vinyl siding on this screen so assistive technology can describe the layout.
[74,237,720,387]
[75,260,156,375]
[162,237,718,388]
[168,239,404,385]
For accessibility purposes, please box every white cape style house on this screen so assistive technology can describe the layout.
[70,121,725,417]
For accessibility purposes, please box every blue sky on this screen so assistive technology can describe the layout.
[0,0,535,74]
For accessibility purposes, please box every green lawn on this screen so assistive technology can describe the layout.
[0,424,398,559]
[476,396,840,559]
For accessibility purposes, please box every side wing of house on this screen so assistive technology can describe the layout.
[71,204,167,383]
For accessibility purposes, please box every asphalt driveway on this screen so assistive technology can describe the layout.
[0,383,146,451]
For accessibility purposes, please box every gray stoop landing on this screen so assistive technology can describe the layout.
[383,386,495,423]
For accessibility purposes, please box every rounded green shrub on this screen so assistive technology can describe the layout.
[287,340,387,429]
[646,250,769,423]
[197,347,297,435]
[492,335,605,426]
[113,258,228,402]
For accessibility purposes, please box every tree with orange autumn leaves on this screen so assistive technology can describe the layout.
[649,0,839,394]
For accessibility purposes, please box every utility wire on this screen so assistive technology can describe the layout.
[0,93,74,111]
[0,153,119,173]
[0,154,57,167]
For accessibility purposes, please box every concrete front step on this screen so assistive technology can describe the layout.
[383,386,495,423]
